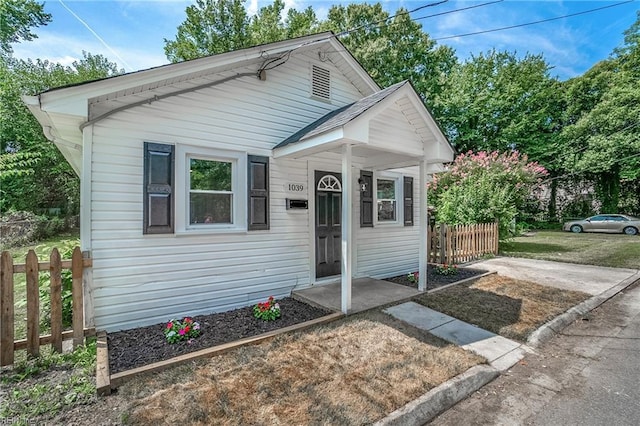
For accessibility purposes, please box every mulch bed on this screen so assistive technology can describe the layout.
[108,266,488,374]
[385,264,489,290]
[107,297,330,374]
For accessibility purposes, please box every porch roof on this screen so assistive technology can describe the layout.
[272,81,455,169]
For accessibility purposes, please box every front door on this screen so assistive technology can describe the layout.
[315,171,342,278]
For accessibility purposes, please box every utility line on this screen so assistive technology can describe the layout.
[337,0,450,37]
[434,0,634,41]
[413,0,504,23]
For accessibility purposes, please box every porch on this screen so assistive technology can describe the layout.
[274,80,454,315]
[292,278,421,314]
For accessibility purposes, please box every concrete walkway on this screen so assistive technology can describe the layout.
[471,257,639,295]
[377,258,640,425]
[384,302,530,371]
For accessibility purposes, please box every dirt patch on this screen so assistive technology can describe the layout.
[108,297,331,374]
[126,314,484,425]
[415,275,591,341]
[386,264,489,289]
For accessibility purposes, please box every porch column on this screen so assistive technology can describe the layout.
[341,144,353,313]
[418,158,428,292]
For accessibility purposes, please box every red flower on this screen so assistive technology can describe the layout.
[184,326,190,333]
[166,322,173,329]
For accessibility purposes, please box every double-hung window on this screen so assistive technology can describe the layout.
[359,171,413,228]
[377,178,398,222]
[176,146,247,232]
[188,158,233,225]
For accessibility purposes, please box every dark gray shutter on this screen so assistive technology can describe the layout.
[248,155,269,230]
[143,142,174,234]
[404,176,414,226]
[360,170,373,227]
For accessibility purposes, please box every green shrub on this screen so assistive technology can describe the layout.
[429,151,548,240]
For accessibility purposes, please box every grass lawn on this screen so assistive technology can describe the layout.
[3,311,484,425]
[500,230,640,269]
[415,275,591,341]
[0,340,97,422]
[126,312,483,425]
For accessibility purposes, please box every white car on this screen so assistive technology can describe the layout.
[563,214,640,235]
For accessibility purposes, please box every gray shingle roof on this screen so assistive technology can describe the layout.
[275,81,408,149]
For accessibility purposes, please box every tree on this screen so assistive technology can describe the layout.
[320,4,457,116]
[559,12,640,214]
[164,0,252,62]
[428,151,548,239]
[439,50,560,155]
[247,0,319,43]
[1,53,123,215]
[0,0,51,57]
[560,64,640,213]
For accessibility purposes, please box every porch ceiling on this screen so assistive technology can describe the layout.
[272,81,454,168]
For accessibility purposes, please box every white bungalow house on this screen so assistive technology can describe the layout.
[24,32,453,332]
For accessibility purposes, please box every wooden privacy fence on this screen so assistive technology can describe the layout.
[428,222,499,265]
[0,247,93,367]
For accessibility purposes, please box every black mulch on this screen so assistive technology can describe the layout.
[107,297,331,374]
[108,266,488,374]
[385,264,489,290]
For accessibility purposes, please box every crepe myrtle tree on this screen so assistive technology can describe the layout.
[428,151,548,239]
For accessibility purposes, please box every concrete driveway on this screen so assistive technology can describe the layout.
[471,257,640,296]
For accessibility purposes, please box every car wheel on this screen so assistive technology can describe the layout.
[570,225,583,233]
[623,226,638,236]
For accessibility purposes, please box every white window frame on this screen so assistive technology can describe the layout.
[175,145,247,233]
[374,172,402,226]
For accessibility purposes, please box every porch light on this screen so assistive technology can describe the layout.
[357,178,367,192]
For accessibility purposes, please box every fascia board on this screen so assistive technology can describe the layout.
[273,128,345,158]
[326,37,379,94]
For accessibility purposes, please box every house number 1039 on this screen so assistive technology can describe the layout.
[287,183,305,192]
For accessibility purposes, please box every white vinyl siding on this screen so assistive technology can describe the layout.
[355,166,421,279]
[89,52,362,331]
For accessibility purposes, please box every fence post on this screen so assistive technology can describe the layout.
[72,247,84,349]
[26,250,40,358]
[439,224,446,264]
[1,251,14,366]
[50,248,63,353]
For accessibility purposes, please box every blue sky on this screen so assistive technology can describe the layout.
[11,0,639,81]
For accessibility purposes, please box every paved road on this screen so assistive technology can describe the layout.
[430,280,640,426]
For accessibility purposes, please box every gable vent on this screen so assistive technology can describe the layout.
[311,65,331,100]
